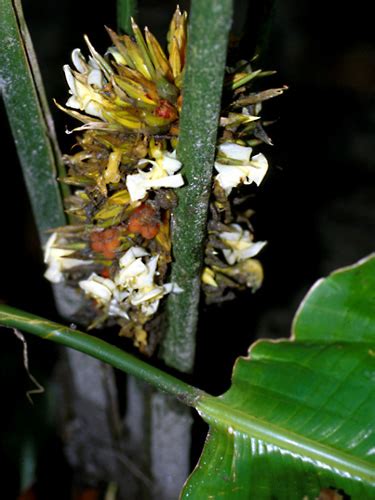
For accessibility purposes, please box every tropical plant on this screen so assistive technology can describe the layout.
[1,252,374,498]
[1,0,373,498]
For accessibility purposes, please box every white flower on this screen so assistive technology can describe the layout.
[219,224,267,265]
[117,248,167,313]
[71,48,104,87]
[152,150,183,175]
[126,150,184,202]
[64,65,104,119]
[79,273,130,319]
[119,246,149,266]
[78,246,182,320]
[44,232,93,284]
[219,142,253,160]
[79,273,116,304]
[214,142,268,195]
[108,299,131,320]
[63,43,107,119]
[116,247,157,289]
[140,300,160,317]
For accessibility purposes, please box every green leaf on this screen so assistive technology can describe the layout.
[117,0,137,35]
[2,256,374,498]
[161,0,234,373]
[293,254,375,343]
[182,254,375,499]
[0,0,67,244]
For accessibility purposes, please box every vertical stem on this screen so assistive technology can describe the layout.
[161,0,234,372]
[117,0,137,34]
[0,0,66,244]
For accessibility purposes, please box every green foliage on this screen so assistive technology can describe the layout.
[0,0,66,243]
[293,254,375,343]
[182,254,375,498]
[117,0,137,34]
[1,256,374,498]
[1,1,373,497]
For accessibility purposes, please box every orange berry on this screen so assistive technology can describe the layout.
[127,203,160,239]
[90,228,120,259]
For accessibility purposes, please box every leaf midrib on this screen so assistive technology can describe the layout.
[196,395,375,484]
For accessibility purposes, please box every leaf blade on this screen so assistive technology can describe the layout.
[183,255,375,498]
[292,253,375,343]
[0,0,66,243]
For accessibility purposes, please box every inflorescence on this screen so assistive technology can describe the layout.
[44,7,285,353]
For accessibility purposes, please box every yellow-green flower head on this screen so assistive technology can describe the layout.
[49,7,283,337]
[59,7,187,135]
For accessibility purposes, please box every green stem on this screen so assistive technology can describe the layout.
[117,0,137,34]
[0,0,67,244]
[161,0,234,372]
[0,305,202,406]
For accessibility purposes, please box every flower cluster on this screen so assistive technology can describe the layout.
[78,246,181,349]
[44,7,284,352]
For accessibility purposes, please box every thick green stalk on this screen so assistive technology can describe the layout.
[117,0,137,34]
[0,305,201,406]
[0,0,67,244]
[161,0,234,372]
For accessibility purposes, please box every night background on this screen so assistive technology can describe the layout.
[1,0,374,498]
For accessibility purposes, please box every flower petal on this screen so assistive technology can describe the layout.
[44,261,64,284]
[218,142,252,161]
[126,172,148,201]
[71,48,87,74]
[126,169,184,202]
[131,286,164,305]
[119,246,149,268]
[79,273,115,303]
[214,163,246,195]
[159,152,182,174]
[149,173,184,189]
[108,299,130,320]
[116,259,147,288]
[249,153,268,186]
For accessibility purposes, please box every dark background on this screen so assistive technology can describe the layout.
[1,0,374,497]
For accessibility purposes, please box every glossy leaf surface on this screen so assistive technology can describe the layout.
[293,254,375,343]
[182,255,375,499]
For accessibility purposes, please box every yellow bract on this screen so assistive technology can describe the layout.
[60,8,186,136]
[167,6,187,83]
